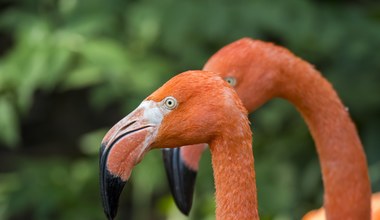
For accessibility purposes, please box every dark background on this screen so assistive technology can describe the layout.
[0,0,379,219]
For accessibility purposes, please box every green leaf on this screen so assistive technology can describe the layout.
[79,39,130,72]
[61,65,102,90]
[0,97,19,147]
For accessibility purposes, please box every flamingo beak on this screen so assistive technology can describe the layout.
[99,100,165,220]
[162,148,197,215]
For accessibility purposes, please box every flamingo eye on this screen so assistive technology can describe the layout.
[163,96,178,110]
[224,77,237,87]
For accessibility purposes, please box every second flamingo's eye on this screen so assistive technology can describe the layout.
[163,96,178,110]
[224,77,237,87]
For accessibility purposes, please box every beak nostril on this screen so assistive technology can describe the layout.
[119,120,137,131]
[109,125,153,151]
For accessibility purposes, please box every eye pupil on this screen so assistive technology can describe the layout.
[163,96,177,110]
[224,77,236,86]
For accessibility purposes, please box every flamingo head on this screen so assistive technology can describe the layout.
[204,37,287,112]
[99,70,246,219]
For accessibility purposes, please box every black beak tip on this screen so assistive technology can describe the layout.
[100,143,126,220]
[106,212,115,220]
[162,148,197,216]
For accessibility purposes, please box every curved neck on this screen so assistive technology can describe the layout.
[209,122,258,219]
[278,61,371,219]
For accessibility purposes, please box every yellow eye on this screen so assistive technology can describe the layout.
[224,77,237,87]
[163,96,178,110]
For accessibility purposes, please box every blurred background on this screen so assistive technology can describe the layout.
[0,0,379,219]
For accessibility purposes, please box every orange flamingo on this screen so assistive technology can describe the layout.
[303,191,380,219]
[100,71,258,219]
[162,38,372,219]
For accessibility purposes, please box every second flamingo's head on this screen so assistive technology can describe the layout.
[99,70,247,220]
[203,38,299,111]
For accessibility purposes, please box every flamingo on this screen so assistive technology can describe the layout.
[162,38,372,219]
[100,70,259,220]
[303,192,380,220]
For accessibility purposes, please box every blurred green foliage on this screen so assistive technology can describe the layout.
[0,0,379,219]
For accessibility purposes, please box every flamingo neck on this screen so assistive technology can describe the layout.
[279,60,371,219]
[209,117,259,220]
